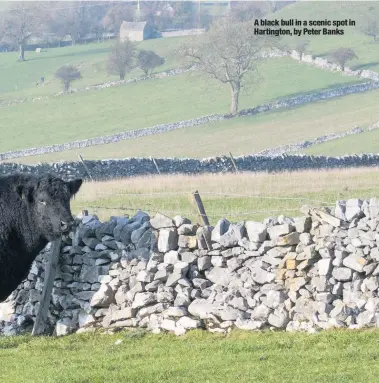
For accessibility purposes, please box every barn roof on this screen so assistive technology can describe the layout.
[120,21,147,32]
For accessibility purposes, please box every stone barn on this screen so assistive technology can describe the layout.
[119,21,152,42]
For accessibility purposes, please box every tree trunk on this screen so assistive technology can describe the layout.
[230,84,240,115]
[64,81,70,92]
[18,44,25,62]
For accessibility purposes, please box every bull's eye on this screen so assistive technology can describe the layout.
[39,200,47,206]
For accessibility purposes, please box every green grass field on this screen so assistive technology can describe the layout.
[304,129,379,156]
[14,83,379,164]
[0,37,187,99]
[1,1,379,161]
[278,1,379,72]
[2,329,379,383]
[0,56,360,154]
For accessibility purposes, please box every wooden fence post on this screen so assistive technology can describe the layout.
[150,157,161,175]
[78,154,93,181]
[32,237,62,336]
[228,151,239,173]
[191,190,210,226]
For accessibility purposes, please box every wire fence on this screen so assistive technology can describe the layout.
[94,190,333,205]
[85,190,337,223]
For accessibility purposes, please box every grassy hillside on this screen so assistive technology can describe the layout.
[69,168,379,224]
[2,328,379,383]
[14,84,379,164]
[0,36,186,99]
[1,2,379,162]
[304,129,379,156]
[0,57,359,154]
[278,2,379,72]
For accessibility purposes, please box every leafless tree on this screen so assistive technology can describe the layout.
[181,19,274,115]
[0,3,46,61]
[55,65,82,92]
[230,2,263,21]
[101,3,135,35]
[330,48,358,71]
[108,39,136,80]
[49,2,91,46]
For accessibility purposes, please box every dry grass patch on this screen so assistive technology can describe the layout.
[71,168,379,224]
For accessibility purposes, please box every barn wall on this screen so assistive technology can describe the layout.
[2,198,379,336]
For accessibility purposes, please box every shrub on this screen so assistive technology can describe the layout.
[108,39,136,80]
[137,50,164,76]
[330,48,358,71]
[55,65,82,92]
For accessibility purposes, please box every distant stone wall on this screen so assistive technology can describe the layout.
[2,153,379,182]
[257,121,379,157]
[291,50,379,82]
[161,29,205,37]
[0,66,196,109]
[2,198,379,336]
[1,78,378,162]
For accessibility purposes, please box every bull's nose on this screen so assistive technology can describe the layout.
[61,220,74,233]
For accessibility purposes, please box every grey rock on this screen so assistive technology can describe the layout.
[150,213,174,229]
[268,308,289,328]
[90,284,115,307]
[342,254,368,272]
[164,250,179,265]
[268,224,294,239]
[176,316,200,329]
[251,304,271,320]
[178,235,197,249]
[178,224,198,236]
[262,290,286,309]
[332,267,353,282]
[245,221,267,243]
[198,256,212,271]
[219,223,246,248]
[345,199,363,221]
[318,259,332,276]
[173,216,191,227]
[211,219,230,243]
[132,292,156,309]
[165,273,182,287]
[206,267,232,287]
[158,229,178,252]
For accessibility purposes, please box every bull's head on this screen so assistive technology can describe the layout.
[16,174,83,241]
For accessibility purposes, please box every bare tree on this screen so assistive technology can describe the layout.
[181,19,273,115]
[49,2,91,46]
[330,48,358,71]
[108,39,136,80]
[295,40,310,60]
[0,3,45,61]
[230,2,263,21]
[137,49,164,76]
[55,65,82,92]
[101,3,135,35]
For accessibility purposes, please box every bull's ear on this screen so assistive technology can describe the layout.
[67,178,83,197]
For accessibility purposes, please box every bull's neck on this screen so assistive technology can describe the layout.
[17,210,48,255]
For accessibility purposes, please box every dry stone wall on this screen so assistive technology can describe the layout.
[3,198,379,336]
[0,78,377,162]
[2,154,379,182]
